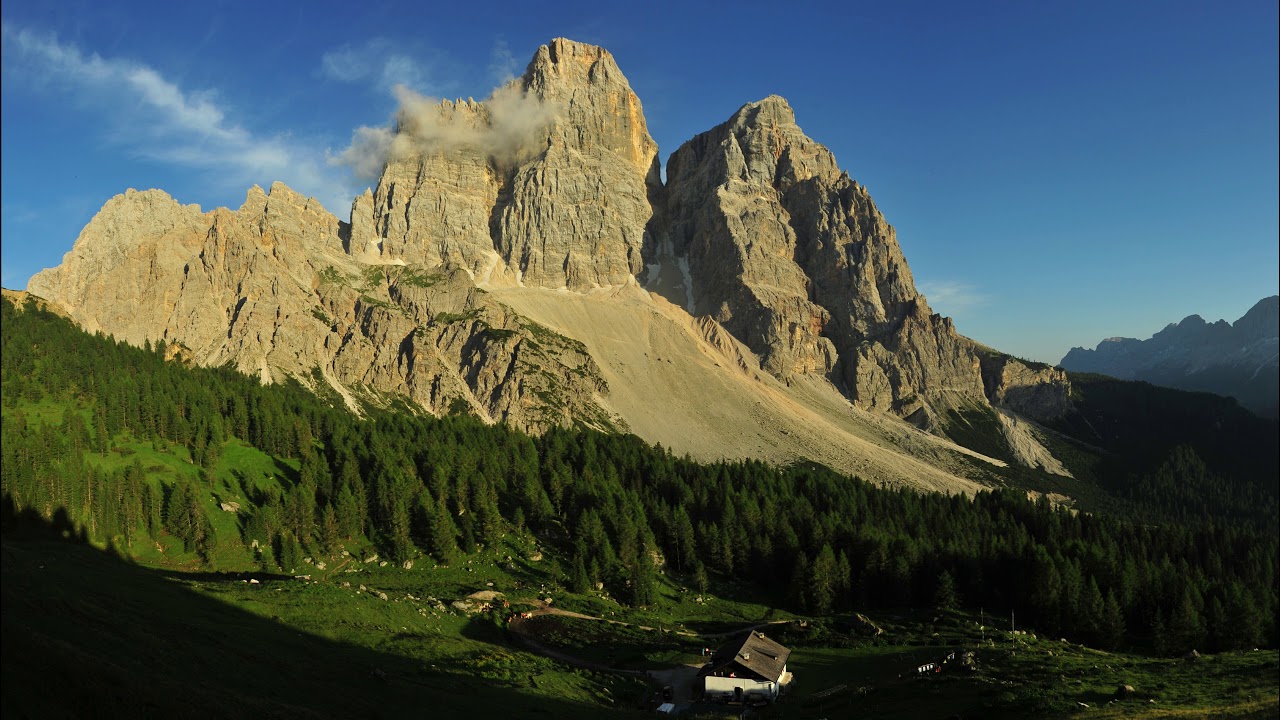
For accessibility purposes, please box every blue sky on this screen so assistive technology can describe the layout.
[2,1,1276,363]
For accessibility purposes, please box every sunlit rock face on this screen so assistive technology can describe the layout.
[29,38,1069,443]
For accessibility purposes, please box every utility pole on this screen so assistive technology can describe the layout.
[980,607,985,644]
[1011,610,1016,634]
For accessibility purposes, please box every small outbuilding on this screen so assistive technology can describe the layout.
[698,631,793,703]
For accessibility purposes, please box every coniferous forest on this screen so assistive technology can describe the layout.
[3,294,1277,659]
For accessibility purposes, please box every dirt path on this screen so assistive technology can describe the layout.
[506,615,647,677]
[506,602,796,686]
[698,619,791,639]
[526,603,701,636]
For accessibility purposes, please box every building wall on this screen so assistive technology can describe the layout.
[704,675,777,700]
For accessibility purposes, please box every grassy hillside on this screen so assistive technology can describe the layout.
[2,293,1277,718]
[1,516,647,719]
[5,518,1276,719]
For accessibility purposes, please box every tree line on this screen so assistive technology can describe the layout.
[2,295,1276,655]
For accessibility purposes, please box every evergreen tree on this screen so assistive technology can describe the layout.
[1220,583,1263,651]
[569,554,591,594]
[277,533,303,573]
[428,498,460,564]
[335,485,361,540]
[629,546,657,607]
[1100,590,1126,650]
[1169,587,1205,653]
[810,545,839,614]
[934,570,959,612]
[319,503,341,555]
[693,562,710,595]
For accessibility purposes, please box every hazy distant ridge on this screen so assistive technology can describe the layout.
[1060,296,1279,417]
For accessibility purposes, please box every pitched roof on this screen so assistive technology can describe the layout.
[704,631,791,683]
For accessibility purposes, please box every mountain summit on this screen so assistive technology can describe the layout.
[27,38,1072,491]
[1061,296,1279,417]
[348,38,661,290]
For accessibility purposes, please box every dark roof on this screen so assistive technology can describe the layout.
[702,631,791,683]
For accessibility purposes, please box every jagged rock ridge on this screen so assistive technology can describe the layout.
[658,95,1066,428]
[350,38,660,291]
[1061,297,1279,417]
[29,183,612,433]
[27,37,1071,487]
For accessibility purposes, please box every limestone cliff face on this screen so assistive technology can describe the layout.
[27,189,209,342]
[351,38,660,290]
[980,354,1073,422]
[32,183,347,383]
[663,96,989,427]
[26,37,1070,457]
[348,99,502,273]
[29,183,610,434]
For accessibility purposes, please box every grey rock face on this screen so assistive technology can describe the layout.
[664,96,994,426]
[26,37,1071,450]
[350,99,504,272]
[29,183,611,435]
[979,354,1073,422]
[352,38,661,291]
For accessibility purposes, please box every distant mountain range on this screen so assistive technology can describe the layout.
[1060,296,1279,417]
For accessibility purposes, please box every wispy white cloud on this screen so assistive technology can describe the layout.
[1,22,353,215]
[919,280,987,317]
[331,83,558,182]
[320,38,429,93]
[488,37,518,84]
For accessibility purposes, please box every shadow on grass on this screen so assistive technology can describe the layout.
[1,499,643,719]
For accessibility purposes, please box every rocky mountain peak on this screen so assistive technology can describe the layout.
[661,94,1001,426]
[350,38,659,291]
[1234,295,1279,341]
[1061,297,1279,417]
[24,37,1075,482]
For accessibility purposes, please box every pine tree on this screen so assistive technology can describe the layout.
[428,498,460,564]
[630,546,657,607]
[335,485,361,539]
[319,503,341,555]
[810,545,839,614]
[672,506,696,572]
[1101,590,1126,650]
[277,533,303,573]
[1220,583,1263,651]
[789,552,811,611]
[569,554,591,594]
[934,570,959,612]
[1169,587,1205,654]
[693,562,710,595]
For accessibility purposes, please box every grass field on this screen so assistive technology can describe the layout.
[3,399,1276,719]
[4,510,1278,719]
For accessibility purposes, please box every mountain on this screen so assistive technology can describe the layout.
[27,38,1072,493]
[1060,296,1280,417]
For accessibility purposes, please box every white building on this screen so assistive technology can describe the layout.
[698,631,793,704]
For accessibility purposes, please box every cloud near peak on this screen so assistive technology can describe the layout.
[919,280,987,318]
[320,38,428,93]
[1,22,351,215]
[331,83,558,181]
